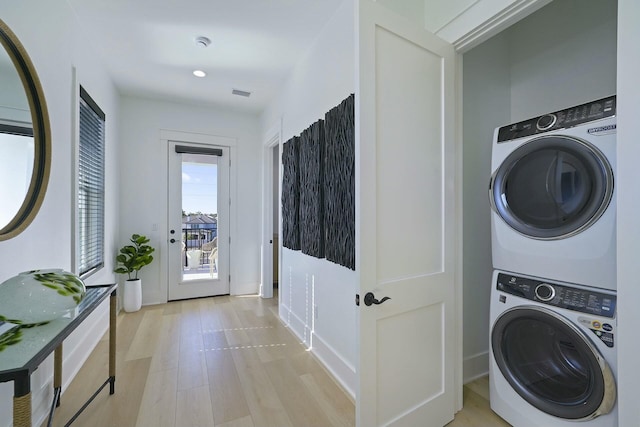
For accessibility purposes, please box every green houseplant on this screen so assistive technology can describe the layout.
[115,234,155,312]
[115,234,155,279]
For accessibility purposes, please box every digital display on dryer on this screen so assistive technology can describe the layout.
[496,273,616,318]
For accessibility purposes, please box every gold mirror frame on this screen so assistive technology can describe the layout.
[0,19,51,240]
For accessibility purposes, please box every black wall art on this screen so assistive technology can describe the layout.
[299,120,325,258]
[323,94,355,270]
[282,136,300,250]
[280,93,355,270]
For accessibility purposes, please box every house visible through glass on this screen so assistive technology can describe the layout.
[181,154,218,281]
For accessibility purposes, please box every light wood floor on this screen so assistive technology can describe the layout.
[446,376,511,427]
[46,294,509,427]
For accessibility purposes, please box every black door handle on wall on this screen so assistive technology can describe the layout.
[363,292,391,306]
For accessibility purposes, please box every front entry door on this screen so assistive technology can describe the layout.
[356,1,458,425]
[168,140,230,300]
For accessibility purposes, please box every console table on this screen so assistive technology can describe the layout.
[0,284,117,427]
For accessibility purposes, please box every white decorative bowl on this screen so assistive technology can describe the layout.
[0,269,86,325]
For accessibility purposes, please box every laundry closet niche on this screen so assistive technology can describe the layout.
[461,0,618,382]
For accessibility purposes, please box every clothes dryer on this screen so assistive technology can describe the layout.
[489,270,617,427]
[490,96,616,291]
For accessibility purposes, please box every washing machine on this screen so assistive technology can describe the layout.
[489,270,617,427]
[490,96,616,291]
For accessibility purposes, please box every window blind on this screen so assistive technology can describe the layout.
[78,86,105,277]
[174,145,223,156]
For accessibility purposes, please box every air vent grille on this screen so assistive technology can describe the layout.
[232,89,251,97]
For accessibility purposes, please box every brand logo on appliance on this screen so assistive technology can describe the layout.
[588,124,617,134]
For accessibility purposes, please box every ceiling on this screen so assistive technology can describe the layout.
[67,0,345,114]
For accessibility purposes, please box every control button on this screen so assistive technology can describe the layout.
[535,283,556,302]
[602,323,613,332]
[536,113,557,130]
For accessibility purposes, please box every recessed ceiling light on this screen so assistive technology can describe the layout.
[193,70,206,78]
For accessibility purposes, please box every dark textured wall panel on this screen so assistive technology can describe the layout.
[282,136,300,250]
[324,94,355,270]
[299,120,325,258]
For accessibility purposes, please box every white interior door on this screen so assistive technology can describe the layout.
[168,141,230,300]
[356,1,458,426]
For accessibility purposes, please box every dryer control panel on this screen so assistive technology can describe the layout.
[497,95,616,143]
[496,273,616,318]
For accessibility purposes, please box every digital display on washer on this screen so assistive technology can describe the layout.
[496,95,616,142]
[496,273,616,318]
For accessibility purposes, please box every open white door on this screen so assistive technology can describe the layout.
[356,1,458,426]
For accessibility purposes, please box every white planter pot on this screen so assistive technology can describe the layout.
[123,278,142,312]
[186,249,202,269]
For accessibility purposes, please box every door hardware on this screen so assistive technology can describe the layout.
[364,292,391,306]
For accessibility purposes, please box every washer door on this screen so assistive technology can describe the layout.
[492,306,616,420]
[490,135,614,240]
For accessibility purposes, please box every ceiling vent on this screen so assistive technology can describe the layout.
[232,89,251,98]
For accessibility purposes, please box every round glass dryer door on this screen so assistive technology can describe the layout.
[492,306,616,420]
[490,135,614,240]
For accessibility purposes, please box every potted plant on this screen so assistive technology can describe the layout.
[114,234,155,312]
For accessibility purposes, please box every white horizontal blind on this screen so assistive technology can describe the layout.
[78,86,105,277]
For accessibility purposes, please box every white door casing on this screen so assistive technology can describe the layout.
[356,1,458,425]
[260,123,281,299]
[167,139,231,301]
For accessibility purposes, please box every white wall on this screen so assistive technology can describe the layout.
[461,0,617,382]
[507,0,617,121]
[0,1,121,425]
[0,134,33,226]
[260,0,357,397]
[0,60,31,123]
[616,1,640,424]
[119,96,262,302]
[462,31,511,383]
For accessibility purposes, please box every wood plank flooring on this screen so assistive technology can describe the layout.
[446,376,511,427]
[45,294,509,427]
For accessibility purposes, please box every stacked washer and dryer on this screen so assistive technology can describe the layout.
[488,96,618,427]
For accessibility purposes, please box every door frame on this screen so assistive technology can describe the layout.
[159,129,237,302]
[260,121,282,299]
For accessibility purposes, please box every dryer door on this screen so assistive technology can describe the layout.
[490,135,613,239]
[492,306,616,420]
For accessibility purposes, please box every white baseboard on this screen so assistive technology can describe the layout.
[280,303,311,347]
[463,350,490,384]
[311,332,356,400]
[278,304,356,400]
[231,281,260,296]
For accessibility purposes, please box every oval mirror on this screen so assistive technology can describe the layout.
[0,19,51,240]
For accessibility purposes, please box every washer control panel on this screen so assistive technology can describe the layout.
[497,95,616,143]
[496,273,616,318]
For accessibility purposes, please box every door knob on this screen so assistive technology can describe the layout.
[170,238,176,243]
[364,292,391,306]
